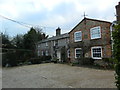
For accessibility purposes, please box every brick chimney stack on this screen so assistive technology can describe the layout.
[116,2,120,21]
[56,27,61,36]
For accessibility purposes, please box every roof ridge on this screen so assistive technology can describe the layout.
[69,17,112,33]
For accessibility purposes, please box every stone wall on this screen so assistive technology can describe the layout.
[69,18,112,61]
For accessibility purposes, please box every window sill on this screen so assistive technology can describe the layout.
[92,57,102,59]
[91,37,101,40]
[74,40,82,42]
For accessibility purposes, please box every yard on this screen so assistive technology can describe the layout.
[2,63,116,88]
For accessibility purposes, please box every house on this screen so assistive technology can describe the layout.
[116,2,120,22]
[68,17,112,63]
[37,27,69,62]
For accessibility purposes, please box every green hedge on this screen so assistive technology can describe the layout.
[77,58,94,65]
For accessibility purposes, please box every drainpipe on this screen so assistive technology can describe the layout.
[110,21,117,57]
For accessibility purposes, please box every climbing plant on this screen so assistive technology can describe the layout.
[112,23,120,89]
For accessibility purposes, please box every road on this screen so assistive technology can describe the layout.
[2,63,116,88]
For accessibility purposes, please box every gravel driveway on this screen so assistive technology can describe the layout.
[2,63,116,88]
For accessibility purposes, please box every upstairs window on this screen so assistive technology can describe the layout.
[91,46,102,59]
[74,31,82,42]
[90,26,101,39]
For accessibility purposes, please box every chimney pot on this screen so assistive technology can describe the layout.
[56,27,61,36]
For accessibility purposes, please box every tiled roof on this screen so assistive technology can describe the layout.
[38,33,69,44]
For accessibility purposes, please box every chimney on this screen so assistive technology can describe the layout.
[56,27,61,36]
[116,2,120,21]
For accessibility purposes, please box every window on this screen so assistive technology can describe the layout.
[53,40,58,46]
[67,50,70,58]
[90,26,101,39]
[74,31,82,42]
[46,42,48,47]
[91,46,102,59]
[41,51,44,56]
[38,50,40,56]
[53,41,56,46]
[75,48,82,58]
[38,45,40,48]
[45,50,48,56]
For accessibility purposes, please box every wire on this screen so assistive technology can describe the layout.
[0,14,70,37]
[0,14,56,29]
[0,14,32,28]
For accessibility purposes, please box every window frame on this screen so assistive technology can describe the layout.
[45,42,48,47]
[91,46,102,59]
[74,31,82,42]
[90,26,101,39]
[38,50,40,56]
[45,50,48,56]
[41,51,44,56]
[53,41,56,46]
[75,48,82,58]
[67,49,70,58]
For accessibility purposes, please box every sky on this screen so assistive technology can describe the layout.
[0,0,119,37]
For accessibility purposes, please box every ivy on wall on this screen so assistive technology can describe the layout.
[112,23,120,89]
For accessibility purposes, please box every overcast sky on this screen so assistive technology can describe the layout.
[0,0,119,37]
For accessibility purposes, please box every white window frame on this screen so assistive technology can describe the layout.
[41,51,44,56]
[45,50,48,56]
[91,46,102,59]
[90,26,101,39]
[53,41,56,46]
[75,48,82,58]
[38,45,40,48]
[74,31,82,42]
[45,42,48,47]
[38,50,40,56]
[67,50,70,58]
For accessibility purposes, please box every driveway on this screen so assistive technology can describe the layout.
[2,63,116,88]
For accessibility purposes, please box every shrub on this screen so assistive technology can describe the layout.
[112,23,120,89]
[93,58,114,69]
[77,58,94,65]
[52,57,58,63]
[30,58,41,64]
[5,52,18,67]
[2,53,7,67]
[71,60,79,66]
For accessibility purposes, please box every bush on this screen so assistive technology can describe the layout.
[31,56,52,64]
[77,58,94,65]
[93,58,114,69]
[3,52,18,67]
[115,62,120,89]
[2,53,7,67]
[112,23,120,89]
[52,57,58,63]
[30,58,41,64]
